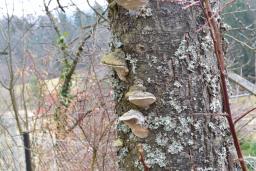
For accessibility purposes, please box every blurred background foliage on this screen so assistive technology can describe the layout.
[222,0,256,82]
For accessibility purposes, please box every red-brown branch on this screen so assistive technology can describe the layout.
[234,107,256,124]
[137,144,149,171]
[139,152,149,171]
[202,1,247,170]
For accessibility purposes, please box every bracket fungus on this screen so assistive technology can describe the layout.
[125,84,146,98]
[125,85,156,108]
[119,110,149,138]
[116,0,148,10]
[101,49,129,81]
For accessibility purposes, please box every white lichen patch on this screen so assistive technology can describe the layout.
[175,117,191,136]
[128,133,136,139]
[213,117,229,137]
[118,147,129,160]
[187,61,196,72]
[148,115,176,131]
[175,39,187,59]
[209,76,220,97]
[201,33,214,52]
[143,144,167,168]
[209,98,221,112]
[139,6,153,18]
[216,147,227,166]
[168,99,183,113]
[116,123,130,133]
[196,167,215,171]
[111,76,125,101]
[147,77,152,83]
[218,117,228,131]
[112,35,123,48]
[208,122,216,130]
[168,141,184,154]
[194,120,202,130]
[188,139,194,145]
[180,117,192,130]
[126,54,137,74]
[180,116,192,125]
[199,147,204,153]
[174,81,182,88]
[151,56,158,63]
[157,65,169,75]
[134,160,144,171]
[201,62,221,112]
[174,38,199,72]
[156,65,163,72]
[142,25,153,32]
[156,133,169,146]
[182,105,188,110]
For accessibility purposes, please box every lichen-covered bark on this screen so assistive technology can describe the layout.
[108,1,233,170]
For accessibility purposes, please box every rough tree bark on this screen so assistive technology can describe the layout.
[107,1,236,170]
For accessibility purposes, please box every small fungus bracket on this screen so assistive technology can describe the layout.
[101,49,129,81]
[119,109,149,138]
[116,0,149,10]
[125,83,156,109]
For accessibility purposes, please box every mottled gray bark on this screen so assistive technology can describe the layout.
[108,1,234,170]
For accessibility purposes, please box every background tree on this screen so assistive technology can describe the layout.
[0,1,116,170]
[223,0,256,82]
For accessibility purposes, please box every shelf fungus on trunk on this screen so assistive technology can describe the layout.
[119,109,149,138]
[116,0,148,10]
[101,49,129,82]
[125,85,156,109]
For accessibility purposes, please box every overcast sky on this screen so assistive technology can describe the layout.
[0,0,107,17]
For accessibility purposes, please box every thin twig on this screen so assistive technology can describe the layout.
[225,33,256,51]
[234,107,256,124]
[202,1,247,170]
[57,0,65,12]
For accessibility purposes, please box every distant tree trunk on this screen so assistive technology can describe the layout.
[108,1,234,170]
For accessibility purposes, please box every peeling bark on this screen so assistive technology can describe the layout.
[108,1,234,170]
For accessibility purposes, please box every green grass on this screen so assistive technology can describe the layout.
[240,139,256,171]
[241,139,256,156]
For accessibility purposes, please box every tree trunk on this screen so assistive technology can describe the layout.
[108,1,234,170]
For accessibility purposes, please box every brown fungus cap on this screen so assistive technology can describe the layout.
[125,84,146,98]
[131,124,149,138]
[116,0,148,10]
[101,49,129,81]
[119,109,149,138]
[119,109,145,125]
[127,91,156,108]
